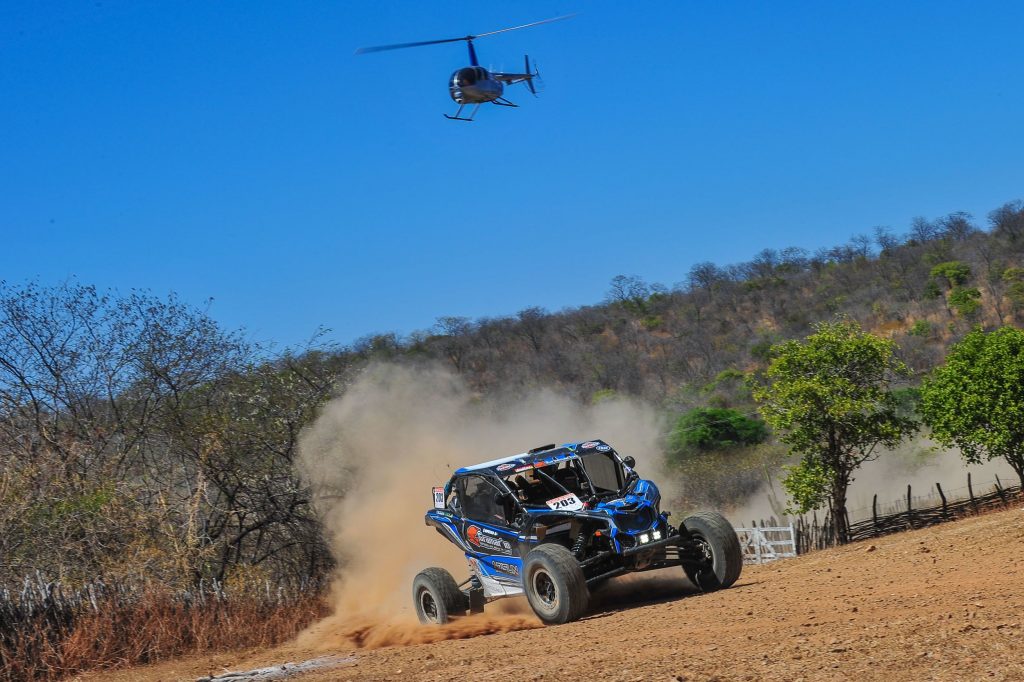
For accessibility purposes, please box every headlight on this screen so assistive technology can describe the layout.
[639,533,650,544]
[652,529,662,540]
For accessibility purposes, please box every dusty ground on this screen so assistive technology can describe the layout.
[83,506,1024,681]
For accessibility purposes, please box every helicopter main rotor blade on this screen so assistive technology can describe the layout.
[355,13,576,55]
[355,36,471,55]
[474,13,577,39]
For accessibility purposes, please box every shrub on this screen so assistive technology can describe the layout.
[948,287,982,317]
[908,320,932,338]
[668,407,769,458]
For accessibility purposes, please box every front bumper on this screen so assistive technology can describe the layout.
[621,532,682,556]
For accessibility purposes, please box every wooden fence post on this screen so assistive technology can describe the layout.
[995,475,1008,506]
[872,494,878,535]
[968,472,978,512]
[936,482,948,519]
[906,484,914,529]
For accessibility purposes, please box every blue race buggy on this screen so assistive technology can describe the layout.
[414,440,743,625]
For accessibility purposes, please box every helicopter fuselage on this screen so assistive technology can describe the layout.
[449,66,503,104]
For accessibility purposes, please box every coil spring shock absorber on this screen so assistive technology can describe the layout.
[571,529,589,558]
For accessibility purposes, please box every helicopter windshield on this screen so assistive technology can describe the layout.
[451,67,490,88]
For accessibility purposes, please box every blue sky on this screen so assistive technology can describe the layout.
[3,1,1023,347]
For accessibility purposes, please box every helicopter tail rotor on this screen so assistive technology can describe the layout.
[525,55,537,95]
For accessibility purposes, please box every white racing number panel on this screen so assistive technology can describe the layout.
[432,487,445,509]
[545,493,584,511]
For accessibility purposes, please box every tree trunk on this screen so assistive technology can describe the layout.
[1008,453,1024,489]
[831,474,850,544]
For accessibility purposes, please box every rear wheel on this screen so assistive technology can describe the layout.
[681,511,743,592]
[412,567,466,624]
[523,544,590,625]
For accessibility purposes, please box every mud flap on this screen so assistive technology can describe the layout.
[468,585,485,614]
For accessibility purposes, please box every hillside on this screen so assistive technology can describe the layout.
[89,505,1024,681]
[364,200,1024,404]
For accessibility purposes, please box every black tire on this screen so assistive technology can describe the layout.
[523,544,590,625]
[412,567,466,624]
[681,511,743,592]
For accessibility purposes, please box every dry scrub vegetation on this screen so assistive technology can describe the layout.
[0,579,326,681]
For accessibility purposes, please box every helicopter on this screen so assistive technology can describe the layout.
[355,14,575,122]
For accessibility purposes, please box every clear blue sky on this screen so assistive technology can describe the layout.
[3,1,1023,347]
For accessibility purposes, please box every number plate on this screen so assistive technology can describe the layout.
[432,487,445,509]
[545,493,584,511]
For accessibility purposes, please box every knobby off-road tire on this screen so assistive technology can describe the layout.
[523,543,590,625]
[681,511,743,592]
[412,567,466,624]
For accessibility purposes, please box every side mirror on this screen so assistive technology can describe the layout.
[623,455,636,468]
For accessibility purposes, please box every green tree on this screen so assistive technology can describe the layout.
[919,326,1024,486]
[668,407,768,457]
[751,320,917,543]
[1002,267,1024,311]
[930,261,972,288]
[948,287,982,317]
[929,261,980,319]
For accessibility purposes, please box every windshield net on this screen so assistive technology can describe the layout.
[501,453,622,507]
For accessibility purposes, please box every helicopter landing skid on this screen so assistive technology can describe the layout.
[444,103,481,122]
[492,97,518,107]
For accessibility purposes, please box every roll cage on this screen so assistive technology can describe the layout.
[446,445,639,529]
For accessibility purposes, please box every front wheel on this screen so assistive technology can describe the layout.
[681,511,743,592]
[412,567,466,624]
[523,544,590,625]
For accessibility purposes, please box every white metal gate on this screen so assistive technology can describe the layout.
[733,526,797,564]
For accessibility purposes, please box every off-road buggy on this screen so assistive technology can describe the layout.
[414,439,743,625]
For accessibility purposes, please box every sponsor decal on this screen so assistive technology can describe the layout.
[514,464,534,472]
[596,444,611,452]
[495,463,516,472]
[492,560,520,577]
[580,441,598,449]
[545,493,585,511]
[466,525,513,553]
[432,487,445,509]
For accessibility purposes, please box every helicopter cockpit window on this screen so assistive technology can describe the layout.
[456,67,477,86]
[475,67,487,81]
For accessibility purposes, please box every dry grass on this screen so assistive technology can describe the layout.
[0,585,327,682]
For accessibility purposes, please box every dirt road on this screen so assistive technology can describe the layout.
[90,506,1024,681]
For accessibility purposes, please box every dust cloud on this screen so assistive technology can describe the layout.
[294,363,667,649]
[845,439,1019,519]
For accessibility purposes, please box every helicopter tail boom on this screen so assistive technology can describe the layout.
[492,55,540,95]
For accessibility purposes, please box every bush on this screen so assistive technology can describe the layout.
[949,287,982,317]
[908,320,932,338]
[668,407,769,458]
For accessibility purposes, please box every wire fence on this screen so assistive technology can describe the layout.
[748,472,1023,555]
